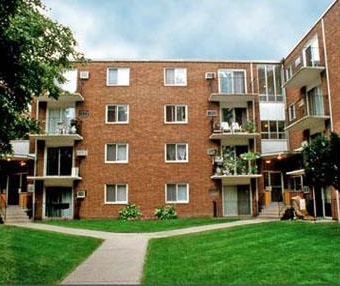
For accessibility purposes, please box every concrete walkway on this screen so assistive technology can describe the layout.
[10,218,274,284]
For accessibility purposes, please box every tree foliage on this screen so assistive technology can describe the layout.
[302,132,340,189]
[0,0,84,154]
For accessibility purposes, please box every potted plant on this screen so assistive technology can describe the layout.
[245,120,256,133]
[240,151,261,174]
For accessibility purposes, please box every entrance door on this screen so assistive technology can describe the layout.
[7,174,21,205]
[223,186,251,216]
[45,187,73,218]
[223,186,238,216]
[264,171,283,202]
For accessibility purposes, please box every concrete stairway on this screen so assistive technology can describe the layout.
[5,205,31,224]
[258,202,286,219]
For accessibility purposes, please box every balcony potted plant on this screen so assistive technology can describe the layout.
[240,151,261,174]
[245,120,256,133]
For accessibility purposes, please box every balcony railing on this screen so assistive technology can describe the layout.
[47,117,82,136]
[284,47,325,89]
[286,94,329,131]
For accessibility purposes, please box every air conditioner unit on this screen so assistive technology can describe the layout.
[207,148,217,156]
[76,190,86,199]
[72,167,79,177]
[205,72,216,80]
[76,149,88,157]
[206,110,217,117]
[79,71,89,79]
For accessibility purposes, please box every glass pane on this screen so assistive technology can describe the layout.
[117,105,127,122]
[118,68,130,85]
[107,106,116,122]
[275,65,282,97]
[116,185,127,202]
[59,147,72,175]
[267,65,274,95]
[166,106,175,122]
[166,144,176,160]
[46,148,59,175]
[108,69,118,85]
[177,144,187,160]
[165,69,175,85]
[117,144,127,161]
[175,69,186,85]
[219,70,232,93]
[167,184,176,201]
[176,106,186,122]
[106,185,116,202]
[177,184,187,201]
[258,65,266,96]
[233,71,245,93]
[106,144,116,161]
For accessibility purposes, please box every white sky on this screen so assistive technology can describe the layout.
[43,0,334,61]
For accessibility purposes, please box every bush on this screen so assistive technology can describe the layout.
[154,205,177,220]
[119,203,142,220]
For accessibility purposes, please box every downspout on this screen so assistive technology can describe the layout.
[321,18,333,131]
[32,99,40,221]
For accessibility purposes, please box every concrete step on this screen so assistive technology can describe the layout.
[5,206,31,224]
[259,203,286,219]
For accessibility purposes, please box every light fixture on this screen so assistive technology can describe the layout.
[277,153,282,160]
[265,160,271,164]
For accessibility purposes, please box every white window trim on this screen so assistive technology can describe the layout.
[288,104,296,121]
[218,69,247,94]
[165,143,189,163]
[164,104,188,124]
[164,68,187,86]
[106,67,130,86]
[105,143,129,163]
[105,104,129,124]
[165,183,189,204]
[104,184,128,204]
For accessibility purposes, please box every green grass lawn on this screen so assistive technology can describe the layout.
[0,225,102,284]
[142,221,340,284]
[42,217,237,232]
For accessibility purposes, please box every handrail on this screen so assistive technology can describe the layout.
[0,194,6,222]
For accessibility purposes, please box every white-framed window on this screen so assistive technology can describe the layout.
[258,64,283,102]
[288,104,296,121]
[164,105,187,123]
[105,184,128,204]
[218,69,246,94]
[165,143,188,162]
[261,120,286,139]
[166,183,189,203]
[164,68,187,86]
[107,67,130,86]
[105,143,128,163]
[106,104,129,123]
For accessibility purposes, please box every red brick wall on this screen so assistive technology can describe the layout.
[73,61,260,218]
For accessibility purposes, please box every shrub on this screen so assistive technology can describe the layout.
[154,205,177,220]
[119,203,142,220]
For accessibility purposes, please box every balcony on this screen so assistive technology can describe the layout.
[284,47,325,89]
[211,152,261,184]
[36,70,84,104]
[209,93,257,104]
[27,167,82,187]
[30,118,83,146]
[286,93,329,132]
[210,121,259,145]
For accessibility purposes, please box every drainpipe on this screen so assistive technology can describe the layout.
[321,18,333,131]
[336,189,340,224]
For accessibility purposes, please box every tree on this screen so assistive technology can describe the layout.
[302,132,340,220]
[0,0,84,154]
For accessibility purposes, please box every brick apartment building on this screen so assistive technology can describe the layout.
[1,0,339,221]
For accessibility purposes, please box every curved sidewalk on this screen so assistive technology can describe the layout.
[11,218,274,284]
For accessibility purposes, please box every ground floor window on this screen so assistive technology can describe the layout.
[166,183,189,203]
[45,187,72,218]
[105,184,128,204]
[223,185,251,216]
